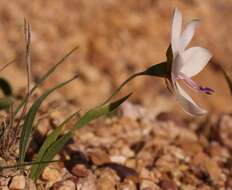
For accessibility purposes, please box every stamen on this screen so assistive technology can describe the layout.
[176,73,214,95]
[199,86,215,95]
[176,73,199,90]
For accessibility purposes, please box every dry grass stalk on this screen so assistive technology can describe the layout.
[0,19,32,161]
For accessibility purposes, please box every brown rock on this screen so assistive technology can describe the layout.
[155,154,178,173]
[192,152,226,187]
[42,166,62,183]
[176,140,203,156]
[179,185,196,190]
[76,173,96,190]
[130,141,145,155]
[207,142,230,162]
[119,179,137,190]
[96,168,119,190]
[121,102,146,120]
[140,180,161,190]
[9,175,25,190]
[101,163,139,182]
[25,179,37,190]
[140,168,154,181]
[71,164,89,177]
[156,112,184,127]
[0,175,11,187]
[53,180,76,190]
[0,186,9,190]
[226,176,232,188]
[110,155,127,164]
[125,158,136,169]
[88,149,110,165]
[204,159,226,187]
[159,179,178,190]
[218,114,232,150]
[121,146,135,158]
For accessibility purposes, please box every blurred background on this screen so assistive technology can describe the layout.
[0,0,231,118]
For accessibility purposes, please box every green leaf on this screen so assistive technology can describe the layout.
[35,46,78,88]
[0,160,62,171]
[70,93,132,133]
[29,93,131,180]
[14,46,78,116]
[0,78,12,96]
[19,75,78,164]
[0,97,12,110]
[29,111,78,178]
[143,62,167,78]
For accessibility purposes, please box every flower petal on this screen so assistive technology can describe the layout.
[179,47,212,77]
[172,53,183,76]
[174,81,207,116]
[179,20,199,52]
[171,8,182,56]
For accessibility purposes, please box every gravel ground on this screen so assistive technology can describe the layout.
[1,97,232,189]
[0,0,232,189]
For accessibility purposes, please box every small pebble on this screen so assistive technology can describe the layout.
[110,155,127,164]
[42,166,62,183]
[71,164,89,177]
[140,180,161,190]
[57,180,76,190]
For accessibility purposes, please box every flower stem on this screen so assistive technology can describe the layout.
[97,71,145,107]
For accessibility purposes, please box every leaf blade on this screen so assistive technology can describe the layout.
[14,46,78,116]
[30,132,72,180]
[29,111,78,178]
[30,93,131,180]
[19,75,78,164]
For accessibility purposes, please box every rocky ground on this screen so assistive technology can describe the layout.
[0,0,232,189]
[1,99,232,189]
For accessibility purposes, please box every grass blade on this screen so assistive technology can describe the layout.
[14,46,79,116]
[19,75,78,164]
[29,111,78,178]
[24,19,32,97]
[35,46,78,88]
[0,160,62,171]
[29,93,132,180]
[29,132,71,180]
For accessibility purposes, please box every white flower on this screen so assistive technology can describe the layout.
[169,8,213,116]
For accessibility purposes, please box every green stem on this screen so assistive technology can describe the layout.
[98,71,145,107]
